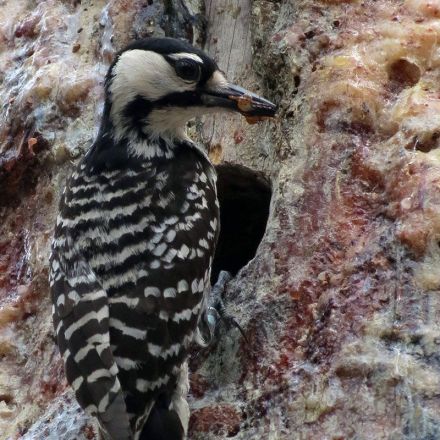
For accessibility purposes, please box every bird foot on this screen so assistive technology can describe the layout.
[197,271,247,346]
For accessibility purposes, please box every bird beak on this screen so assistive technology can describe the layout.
[201,83,277,121]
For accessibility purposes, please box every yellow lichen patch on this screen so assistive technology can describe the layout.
[414,238,440,289]
[319,0,357,3]
[0,304,23,328]
[372,21,440,65]
[387,84,440,143]
[301,383,341,423]
[362,313,440,396]
[307,7,440,259]
[314,80,382,130]
[57,76,95,116]
[208,143,223,164]
[18,62,63,104]
[0,326,16,358]
[337,336,440,397]
[0,337,15,357]
[382,156,440,254]
[312,19,440,136]
[405,0,440,18]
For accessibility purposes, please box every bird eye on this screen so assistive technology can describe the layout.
[175,59,201,82]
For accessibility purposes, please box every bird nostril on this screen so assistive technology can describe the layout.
[211,164,272,283]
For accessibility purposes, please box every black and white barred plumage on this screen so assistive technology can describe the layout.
[49,38,276,440]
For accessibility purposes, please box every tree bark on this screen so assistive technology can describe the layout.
[1,0,440,439]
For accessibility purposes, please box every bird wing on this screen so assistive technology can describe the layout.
[50,238,132,440]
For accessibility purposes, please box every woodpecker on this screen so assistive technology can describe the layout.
[49,37,276,440]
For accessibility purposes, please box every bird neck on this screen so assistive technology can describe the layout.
[98,97,193,158]
[87,106,208,173]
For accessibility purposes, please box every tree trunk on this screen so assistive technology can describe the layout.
[1,0,440,439]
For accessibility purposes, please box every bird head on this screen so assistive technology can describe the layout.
[104,38,277,143]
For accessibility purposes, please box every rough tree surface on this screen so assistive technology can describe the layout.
[1,0,440,439]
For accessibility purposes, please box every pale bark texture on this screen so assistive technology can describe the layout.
[1,0,440,439]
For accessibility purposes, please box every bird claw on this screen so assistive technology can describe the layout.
[197,271,247,346]
[217,311,248,343]
[202,306,220,346]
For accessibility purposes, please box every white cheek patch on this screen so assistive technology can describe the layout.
[109,50,197,134]
[146,106,209,140]
[168,52,204,63]
[206,70,228,90]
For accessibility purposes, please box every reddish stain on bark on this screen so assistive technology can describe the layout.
[189,373,210,398]
[233,129,244,144]
[189,404,242,437]
[82,425,97,439]
[14,13,41,39]
[0,235,29,295]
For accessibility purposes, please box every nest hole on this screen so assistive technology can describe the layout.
[387,59,421,94]
[211,164,272,283]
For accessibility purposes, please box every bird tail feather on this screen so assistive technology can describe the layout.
[140,402,185,440]
[99,391,132,440]
[140,363,189,440]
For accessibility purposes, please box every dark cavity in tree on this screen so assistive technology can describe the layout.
[211,164,272,283]
[387,58,421,94]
